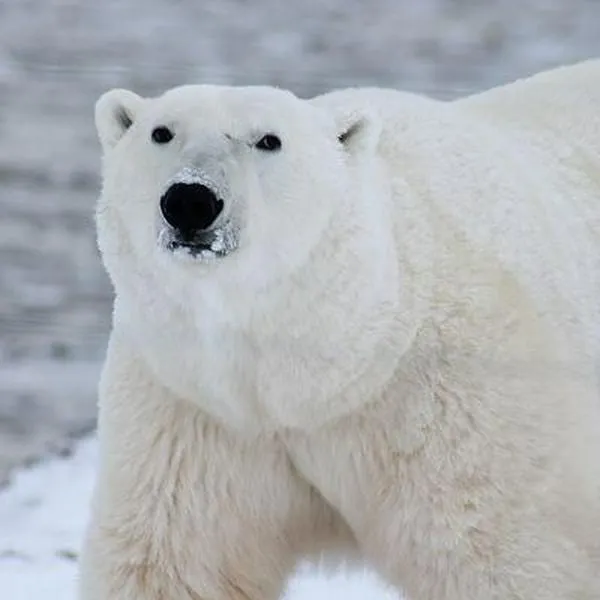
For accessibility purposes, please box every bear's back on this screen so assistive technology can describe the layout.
[457,58,600,158]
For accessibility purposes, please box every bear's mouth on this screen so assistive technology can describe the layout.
[158,221,239,260]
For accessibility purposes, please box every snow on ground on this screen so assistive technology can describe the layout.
[0,435,401,600]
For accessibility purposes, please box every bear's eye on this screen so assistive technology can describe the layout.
[255,134,282,152]
[151,126,174,145]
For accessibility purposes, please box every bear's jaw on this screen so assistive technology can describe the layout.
[157,219,239,261]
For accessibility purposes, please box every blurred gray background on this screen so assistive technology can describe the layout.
[1,0,599,483]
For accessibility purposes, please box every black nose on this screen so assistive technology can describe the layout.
[160,182,224,233]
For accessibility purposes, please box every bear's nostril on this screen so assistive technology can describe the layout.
[160,183,224,233]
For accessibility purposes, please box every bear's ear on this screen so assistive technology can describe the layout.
[95,88,145,152]
[335,109,381,156]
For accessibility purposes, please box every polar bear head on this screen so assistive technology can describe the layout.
[93,84,429,428]
[94,84,385,297]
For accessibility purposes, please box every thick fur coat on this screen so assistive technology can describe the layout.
[79,59,600,599]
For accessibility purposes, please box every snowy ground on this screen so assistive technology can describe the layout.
[0,435,402,600]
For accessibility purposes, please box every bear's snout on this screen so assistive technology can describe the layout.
[160,182,224,234]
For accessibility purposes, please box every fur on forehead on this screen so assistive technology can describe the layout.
[152,85,311,131]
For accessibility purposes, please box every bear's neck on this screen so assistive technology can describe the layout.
[229,185,432,430]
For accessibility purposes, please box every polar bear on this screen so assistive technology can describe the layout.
[79,59,600,600]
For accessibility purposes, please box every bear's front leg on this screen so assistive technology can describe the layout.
[287,394,600,600]
[78,332,348,600]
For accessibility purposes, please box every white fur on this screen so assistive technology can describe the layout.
[79,60,600,599]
